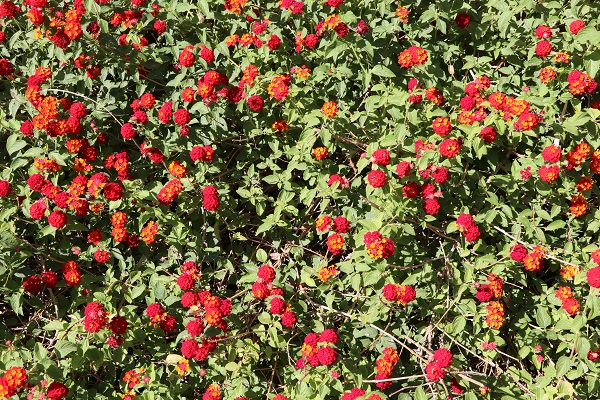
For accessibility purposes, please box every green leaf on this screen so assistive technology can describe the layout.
[371,65,396,78]
[555,356,571,377]
[546,220,566,231]
[6,134,27,155]
[535,307,552,328]
[414,386,427,400]
[256,249,268,263]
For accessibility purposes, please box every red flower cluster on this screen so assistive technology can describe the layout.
[341,388,382,400]
[177,261,201,290]
[23,270,59,294]
[586,252,600,288]
[297,329,339,367]
[327,174,349,189]
[146,302,177,333]
[474,273,503,302]
[367,170,387,188]
[382,283,416,306]
[535,40,552,58]
[425,348,453,382]
[0,179,11,197]
[439,138,462,158]
[94,249,111,264]
[84,301,109,333]
[180,338,218,361]
[315,215,350,233]
[202,185,220,211]
[364,231,395,260]
[455,213,481,242]
[535,25,552,38]
[569,19,585,35]
[510,243,527,262]
[538,164,559,182]
[250,265,295,327]
[542,144,562,163]
[190,145,215,162]
[252,265,277,299]
[374,347,399,389]
[432,116,452,137]
[46,381,68,400]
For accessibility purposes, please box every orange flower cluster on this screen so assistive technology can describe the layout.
[0,367,28,398]
[570,194,587,217]
[239,65,259,87]
[566,141,591,169]
[395,6,409,23]
[488,273,504,298]
[321,101,338,118]
[326,233,345,255]
[64,10,82,40]
[272,119,289,132]
[123,368,145,389]
[202,384,221,400]
[224,0,248,14]
[590,151,600,173]
[62,260,82,287]
[523,246,546,272]
[476,272,504,302]
[141,221,159,244]
[157,179,183,205]
[364,231,395,260]
[175,359,190,376]
[577,176,593,192]
[312,146,328,160]
[168,161,187,178]
[267,75,291,102]
[485,300,505,329]
[315,14,342,35]
[34,157,61,172]
[397,46,428,68]
[105,152,131,181]
[553,51,570,63]
[559,263,580,279]
[567,70,597,96]
[425,87,444,106]
[317,265,339,282]
[295,65,311,79]
[555,286,580,316]
[374,348,399,389]
[538,67,557,84]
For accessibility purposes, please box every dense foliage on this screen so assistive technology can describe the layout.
[1,0,600,399]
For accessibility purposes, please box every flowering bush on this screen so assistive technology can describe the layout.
[1,0,600,399]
